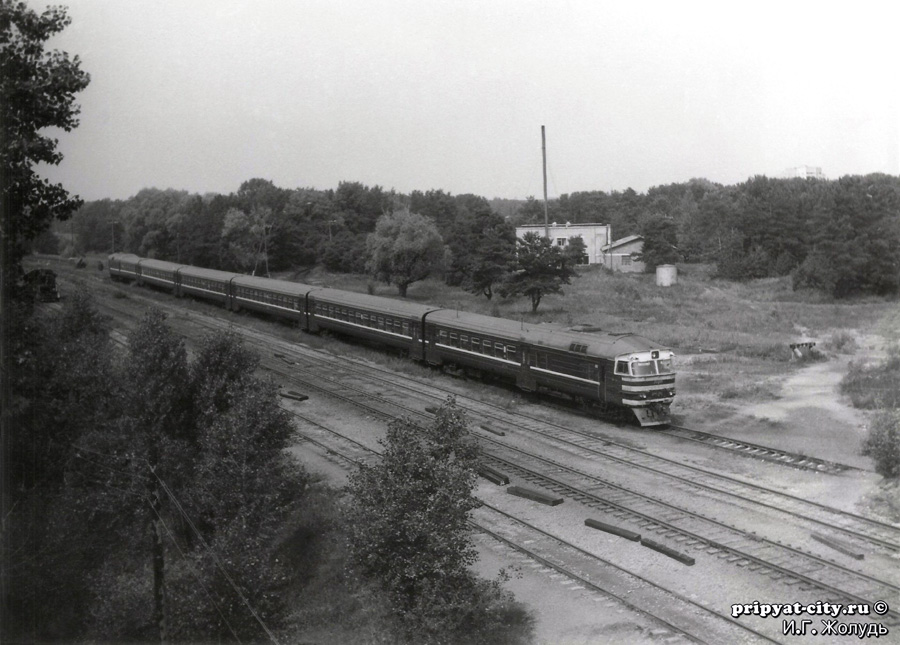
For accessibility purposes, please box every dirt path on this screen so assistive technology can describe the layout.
[732,356,872,468]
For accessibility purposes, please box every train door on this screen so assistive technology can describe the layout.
[590,363,604,402]
[516,347,537,391]
[410,318,423,361]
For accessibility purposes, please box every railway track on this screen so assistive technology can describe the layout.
[663,425,863,475]
[146,312,900,627]
[212,315,900,557]
[62,273,900,630]
[286,408,778,644]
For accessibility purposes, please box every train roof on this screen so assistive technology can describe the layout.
[427,309,667,358]
[232,274,319,296]
[139,258,185,272]
[177,265,240,282]
[311,288,440,319]
[108,252,141,262]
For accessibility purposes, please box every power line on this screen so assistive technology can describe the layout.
[149,467,281,645]
[144,491,243,644]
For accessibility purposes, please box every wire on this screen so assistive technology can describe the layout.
[149,468,281,645]
[145,492,243,644]
[69,444,280,642]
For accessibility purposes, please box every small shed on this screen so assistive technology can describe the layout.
[600,235,645,273]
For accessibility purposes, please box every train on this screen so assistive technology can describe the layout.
[107,253,675,426]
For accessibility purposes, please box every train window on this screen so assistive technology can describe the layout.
[460,335,468,347]
[472,338,480,350]
[657,358,673,373]
[377,316,384,329]
[632,360,656,376]
[615,361,629,375]
[495,343,505,357]
[449,333,458,347]
[402,322,410,336]
[439,330,448,342]
[507,345,516,356]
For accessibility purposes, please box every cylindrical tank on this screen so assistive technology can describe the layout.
[656,264,677,287]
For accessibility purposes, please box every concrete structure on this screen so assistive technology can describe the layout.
[600,235,645,273]
[782,165,826,180]
[515,222,610,265]
[656,264,677,286]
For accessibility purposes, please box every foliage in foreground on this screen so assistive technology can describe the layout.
[346,399,533,644]
[844,346,900,479]
[4,297,308,641]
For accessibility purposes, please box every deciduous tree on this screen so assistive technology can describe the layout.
[1,0,90,532]
[366,209,446,297]
[347,399,530,643]
[500,231,578,312]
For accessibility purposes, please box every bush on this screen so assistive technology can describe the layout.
[825,330,858,354]
[862,410,900,479]
[841,347,900,409]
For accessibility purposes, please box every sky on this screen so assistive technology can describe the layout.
[37,0,900,202]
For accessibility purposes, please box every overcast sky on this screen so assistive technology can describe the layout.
[39,0,900,202]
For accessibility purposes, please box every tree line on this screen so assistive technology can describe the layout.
[52,172,900,301]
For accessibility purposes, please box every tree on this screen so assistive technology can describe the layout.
[793,176,900,297]
[445,205,515,297]
[346,398,529,642]
[221,206,275,274]
[637,215,680,272]
[1,1,90,535]
[1,1,90,270]
[460,226,515,299]
[366,209,446,297]
[500,232,578,312]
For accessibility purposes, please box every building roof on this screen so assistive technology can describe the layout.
[601,234,643,251]
[517,222,609,229]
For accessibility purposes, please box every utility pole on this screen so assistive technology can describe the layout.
[148,464,167,645]
[542,125,549,239]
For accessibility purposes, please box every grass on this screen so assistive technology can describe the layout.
[289,263,896,366]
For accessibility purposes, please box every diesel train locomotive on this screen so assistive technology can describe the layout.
[108,253,675,426]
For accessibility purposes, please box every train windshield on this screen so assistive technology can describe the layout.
[631,360,656,376]
[656,358,674,373]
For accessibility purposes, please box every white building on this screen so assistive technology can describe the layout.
[515,222,610,265]
[782,165,826,180]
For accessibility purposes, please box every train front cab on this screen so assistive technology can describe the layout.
[613,350,676,427]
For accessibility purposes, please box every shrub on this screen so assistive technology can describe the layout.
[862,410,900,479]
[825,330,858,354]
[841,347,900,409]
